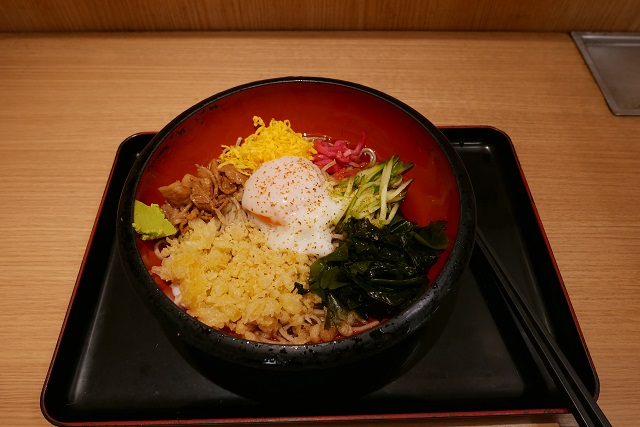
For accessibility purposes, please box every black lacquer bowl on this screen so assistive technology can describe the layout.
[116,77,476,400]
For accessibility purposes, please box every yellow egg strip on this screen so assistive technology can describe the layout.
[218,116,317,174]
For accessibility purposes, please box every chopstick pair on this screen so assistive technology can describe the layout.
[474,229,612,427]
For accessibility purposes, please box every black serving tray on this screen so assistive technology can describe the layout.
[41,127,599,426]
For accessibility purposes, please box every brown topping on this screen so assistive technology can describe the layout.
[219,164,249,186]
[157,160,246,235]
[158,181,191,207]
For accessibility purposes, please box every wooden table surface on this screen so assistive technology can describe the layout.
[0,31,638,427]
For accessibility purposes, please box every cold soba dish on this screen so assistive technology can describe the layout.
[133,117,449,345]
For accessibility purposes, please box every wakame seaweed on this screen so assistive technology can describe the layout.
[309,215,448,328]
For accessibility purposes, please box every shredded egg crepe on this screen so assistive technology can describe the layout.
[218,116,316,174]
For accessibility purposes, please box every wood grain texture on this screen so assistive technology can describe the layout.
[0,31,638,427]
[0,0,639,32]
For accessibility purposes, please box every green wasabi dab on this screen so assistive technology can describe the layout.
[132,200,177,240]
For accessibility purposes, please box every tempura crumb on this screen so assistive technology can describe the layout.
[151,218,321,342]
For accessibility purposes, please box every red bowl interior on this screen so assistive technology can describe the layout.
[134,80,460,298]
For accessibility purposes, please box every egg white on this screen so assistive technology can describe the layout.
[241,156,345,257]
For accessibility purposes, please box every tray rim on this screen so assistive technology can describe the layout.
[40,127,599,426]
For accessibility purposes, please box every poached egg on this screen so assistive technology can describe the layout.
[241,156,345,257]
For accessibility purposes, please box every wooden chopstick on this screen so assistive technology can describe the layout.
[474,229,612,427]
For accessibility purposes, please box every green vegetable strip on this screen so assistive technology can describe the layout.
[383,203,400,225]
[378,158,394,222]
[331,156,415,229]
[386,178,413,202]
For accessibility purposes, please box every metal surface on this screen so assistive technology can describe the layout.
[572,32,640,116]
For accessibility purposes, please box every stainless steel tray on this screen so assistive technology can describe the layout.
[572,32,640,116]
